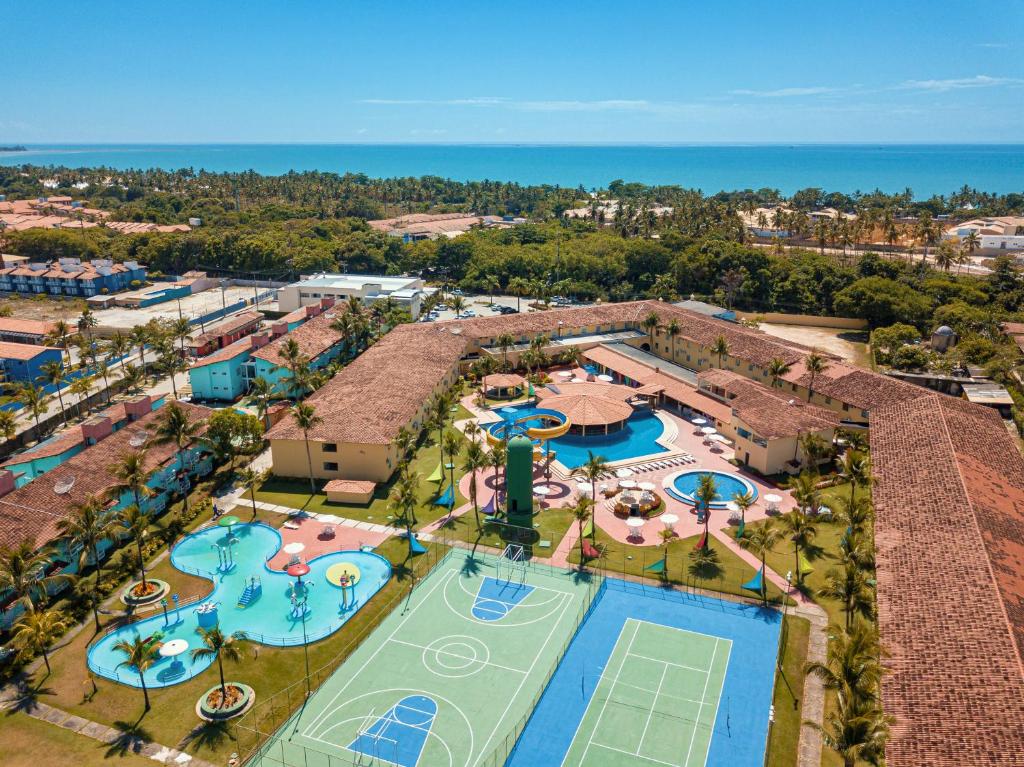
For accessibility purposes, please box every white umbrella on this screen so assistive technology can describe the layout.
[283,542,305,555]
[571,377,584,383]
[691,417,707,426]
[701,426,717,435]
[532,485,551,496]
[725,501,740,513]
[597,374,614,382]
[558,371,573,378]
[638,481,656,491]
[708,433,728,443]
[615,468,634,479]
[661,513,679,529]
[159,638,189,660]
[764,493,782,504]
[619,479,638,489]
[626,517,646,535]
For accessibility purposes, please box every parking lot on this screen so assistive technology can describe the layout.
[422,292,591,322]
[92,285,269,332]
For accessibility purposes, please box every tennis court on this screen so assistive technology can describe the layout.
[248,549,599,767]
[560,619,730,767]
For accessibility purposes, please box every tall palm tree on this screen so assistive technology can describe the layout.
[157,343,188,401]
[0,541,73,614]
[507,276,530,312]
[108,449,153,517]
[571,496,593,568]
[120,363,145,395]
[804,350,829,403]
[114,634,159,710]
[56,495,114,631]
[819,561,875,631]
[391,426,417,476]
[443,431,461,492]
[129,325,151,382]
[575,451,609,540]
[190,626,246,708]
[389,470,420,533]
[495,332,515,371]
[153,402,201,514]
[837,450,870,510]
[461,441,486,530]
[249,376,274,427]
[12,609,67,675]
[641,311,659,347]
[791,471,822,516]
[450,295,466,319]
[37,359,68,426]
[711,335,729,369]
[237,467,264,520]
[738,521,781,604]
[429,391,454,468]
[694,473,718,543]
[108,331,132,375]
[12,381,48,438]
[169,317,193,355]
[68,374,96,418]
[291,402,322,495]
[805,621,883,704]
[781,509,817,585]
[732,490,755,527]
[47,319,73,365]
[767,357,791,388]
[77,307,98,363]
[664,319,681,361]
[114,505,152,591]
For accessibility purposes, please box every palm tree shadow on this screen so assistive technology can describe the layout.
[460,555,482,577]
[3,676,56,715]
[105,717,154,759]
[178,720,234,753]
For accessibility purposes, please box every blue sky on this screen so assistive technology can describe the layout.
[5,1,1023,143]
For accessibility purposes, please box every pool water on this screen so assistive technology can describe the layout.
[668,470,758,508]
[489,404,667,469]
[87,523,391,688]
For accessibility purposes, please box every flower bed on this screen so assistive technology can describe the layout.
[196,682,255,721]
[120,578,170,606]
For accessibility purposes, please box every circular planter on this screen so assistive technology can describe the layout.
[196,683,255,721]
[120,579,170,606]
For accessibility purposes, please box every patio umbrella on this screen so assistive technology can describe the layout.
[725,501,740,513]
[661,513,679,529]
[286,562,310,578]
[638,481,656,491]
[708,433,729,443]
[558,371,573,377]
[597,374,614,382]
[619,479,638,489]
[532,485,551,496]
[615,468,634,479]
[701,426,717,436]
[625,517,645,538]
[283,542,305,555]
[691,417,707,426]
[217,515,240,528]
[764,493,782,504]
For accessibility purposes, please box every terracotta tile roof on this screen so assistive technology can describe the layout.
[323,479,377,494]
[871,394,1024,766]
[781,359,928,412]
[698,369,838,438]
[483,373,525,389]
[1,426,85,467]
[193,311,262,346]
[0,318,57,338]
[0,341,52,360]
[1001,322,1024,336]
[251,309,343,366]
[540,392,634,427]
[449,301,650,340]
[278,307,310,325]
[0,402,212,550]
[267,323,468,445]
[189,337,254,369]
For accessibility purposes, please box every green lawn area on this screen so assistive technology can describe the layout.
[27,533,448,767]
[766,615,811,767]
[567,524,786,604]
[434,505,577,559]
[0,711,156,767]
[254,426,470,529]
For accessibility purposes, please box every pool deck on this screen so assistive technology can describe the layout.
[265,514,393,570]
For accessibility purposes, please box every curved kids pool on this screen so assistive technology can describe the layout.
[87,523,391,688]
[667,470,758,508]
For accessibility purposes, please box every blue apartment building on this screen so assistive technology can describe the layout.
[0,258,146,297]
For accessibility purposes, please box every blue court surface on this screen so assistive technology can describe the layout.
[472,576,535,621]
[506,578,781,767]
[347,694,437,767]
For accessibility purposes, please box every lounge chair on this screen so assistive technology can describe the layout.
[283,520,301,530]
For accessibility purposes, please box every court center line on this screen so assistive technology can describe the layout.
[589,740,680,767]
[388,637,530,675]
[682,637,720,767]
[636,662,669,756]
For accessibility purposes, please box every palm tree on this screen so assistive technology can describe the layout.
[0,409,16,440]
[237,467,264,520]
[56,495,114,631]
[153,402,201,514]
[250,376,274,427]
[711,335,729,369]
[664,319,681,361]
[291,402,322,495]
[108,331,132,375]
[804,350,829,403]
[781,509,817,585]
[574,451,609,540]
[641,311,659,347]
[450,295,466,319]
[694,472,717,543]
[47,319,73,365]
[429,391,454,467]
[657,528,674,581]
[483,274,500,306]
[190,626,246,708]
[389,470,420,533]
[791,471,822,516]
[507,276,530,312]
[808,692,890,767]
[68,374,96,418]
[94,358,113,404]
[738,520,781,604]
[391,426,417,476]
[487,442,506,503]
[114,505,152,591]
[129,325,151,382]
[495,332,515,371]
[121,363,145,395]
[732,490,755,527]
[835,495,873,539]
[169,317,193,355]
[443,431,461,491]
[12,609,67,675]
[0,541,73,614]
[114,634,160,710]
[819,561,875,631]
[37,359,69,426]
[109,449,153,514]
[461,441,487,530]
[571,496,593,568]
[11,381,48,438]
[805,621,883,704]
[157,343,188,401]
[837,450,870,510]
[798,432,830,469]
[767,357,791,388]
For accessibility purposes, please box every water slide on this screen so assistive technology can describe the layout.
[485,408,571,453]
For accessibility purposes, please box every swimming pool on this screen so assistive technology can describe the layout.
[87,523,391,688]
[488,404,667,469]
[667,469,758,508]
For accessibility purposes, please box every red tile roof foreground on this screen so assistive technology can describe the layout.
[251,309,343,366]
[193,311,262,346]
[698,369,838,439]
[267,323,468,445]
[0,402,211,550]
[0,317,57,338]
[781,359,925,412]
[871,394,1024,766]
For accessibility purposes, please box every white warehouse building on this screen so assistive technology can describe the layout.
[276,273,428,318]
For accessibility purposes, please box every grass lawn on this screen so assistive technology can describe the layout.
[25,534,448,767]
[766,615,811,767]
[567,525,786,604]
[434,504,577,559]
[0,710,155,767]
[254,426,470,529]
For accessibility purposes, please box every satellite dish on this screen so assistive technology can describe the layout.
[53,476,76,495]
[128,430,148,448]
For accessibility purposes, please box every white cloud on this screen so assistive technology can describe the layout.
[729,86,845,98]
[359,97,508,106]
[897,75,1023,92]
[514,99,652,112]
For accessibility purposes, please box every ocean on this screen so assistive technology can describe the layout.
[0,144,1021,197]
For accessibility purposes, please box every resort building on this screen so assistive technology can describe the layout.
[187,310,263,356]
[277,273,427,319]
[188,334,271,401]
[0,258,146,297]
[367,212,525,242]
[0,341,62,384]
[0,395,162,486]
[249,305,349,395]
[0,317,57,345]
[943,216,1024,254]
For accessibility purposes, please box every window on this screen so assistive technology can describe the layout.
[323,443,337,453]
[323,461,338,472]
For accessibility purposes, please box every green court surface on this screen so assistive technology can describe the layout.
[249,551,598,767]
[561,618,731,767]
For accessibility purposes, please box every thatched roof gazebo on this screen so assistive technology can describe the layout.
[483,373,526,400]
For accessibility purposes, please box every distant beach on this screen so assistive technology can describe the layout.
[0,144,1021,197]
